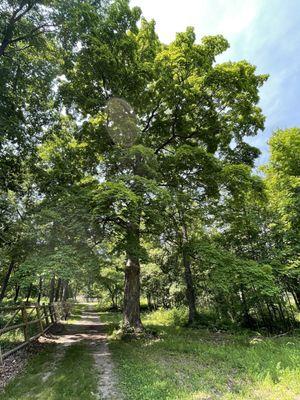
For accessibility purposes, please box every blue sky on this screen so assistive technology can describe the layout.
[130,0,300,164]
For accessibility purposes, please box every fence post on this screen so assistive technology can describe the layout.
[36,304,44,333]
[43,303,49,327]
[21,306,29,342]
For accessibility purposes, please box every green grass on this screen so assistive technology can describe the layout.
[101,309,300,400]
[3,306,300,400]
[1,343,98,400]
[0,301,80,353]
[66,303,85,323]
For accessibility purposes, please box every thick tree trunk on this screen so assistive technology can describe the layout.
[181,223,197,325]
[0,259,15,302]
[123,253,142,331]
[123,223,143,332]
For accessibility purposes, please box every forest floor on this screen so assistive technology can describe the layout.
[1,305,300,400]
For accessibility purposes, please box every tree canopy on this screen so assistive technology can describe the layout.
[0,0,299,334]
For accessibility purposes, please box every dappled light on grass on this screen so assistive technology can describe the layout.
[100,309,300,400]
[1,343,98,400]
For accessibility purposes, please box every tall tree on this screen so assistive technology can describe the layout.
[36,0,267,331]
[264,128,300,309]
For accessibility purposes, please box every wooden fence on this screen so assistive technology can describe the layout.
[0,302,70,363]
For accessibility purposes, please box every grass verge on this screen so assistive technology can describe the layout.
[1,343,98,400]
[101,309,300,400]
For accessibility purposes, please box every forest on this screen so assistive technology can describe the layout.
[0,1,300,399]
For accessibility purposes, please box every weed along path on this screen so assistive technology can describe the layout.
[0,304,121,400]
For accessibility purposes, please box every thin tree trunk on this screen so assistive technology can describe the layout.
[181,222,197,324]
[14,285,20,303]
[108,287,116,309]
[62,280,69,301]
[59,279,64,301]
[294,289,300,311]
[0,259,15,302]
[240,286,254,328]
[123,223,143,332]
[55,278,62,302]
[37,276,43,303]
[147,293,153,310]
[74,285,78,301]
[49,276,55,303]
[68,285,73,300]
[26,283,33,303]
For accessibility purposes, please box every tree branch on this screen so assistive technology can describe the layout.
[9,24,52,45]
[0,1,40,56]
[154,104,180,154]
[142,102,161,133]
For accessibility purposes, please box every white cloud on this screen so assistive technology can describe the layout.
[130,0,300,164]
[130,0,262,43]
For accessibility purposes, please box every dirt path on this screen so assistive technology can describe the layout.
[42,304,122,400]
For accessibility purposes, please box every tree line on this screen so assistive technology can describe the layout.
[0,0,299,333]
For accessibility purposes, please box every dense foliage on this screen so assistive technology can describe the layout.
[0,0,299,333]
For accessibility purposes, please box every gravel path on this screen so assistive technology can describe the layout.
[42,305,122,400]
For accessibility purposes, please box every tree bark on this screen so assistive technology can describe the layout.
[0,23,14,57]
[62,280,69,301]
[181,222,197,324]
[0,259,15,302]
[123,223,143,332]
[59,279,64,301]
[147,293,153,310]
[240,286,255,328]
[55,278,62,302]
[26,283,33,303]
[294,288,300,311]
[0,1,36,57]
[49,276,55,303]
[37,276,43,303]
[14,285,20,303]
[68,285,73,300]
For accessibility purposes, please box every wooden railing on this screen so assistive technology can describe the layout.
[0,302,70,363]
